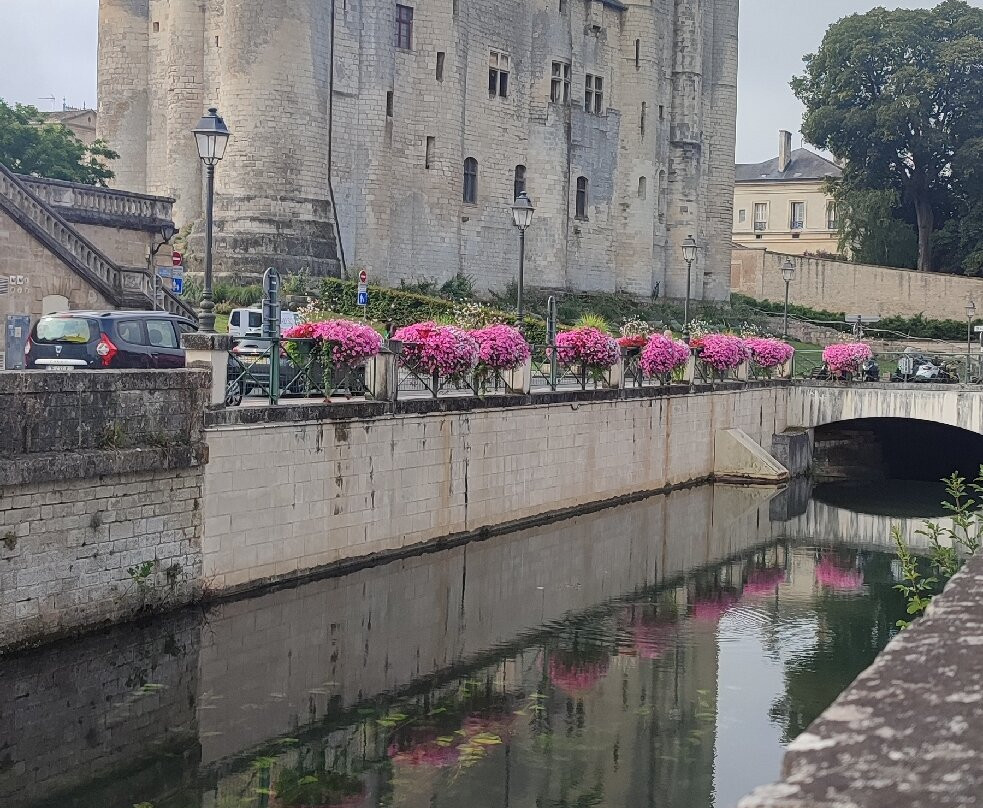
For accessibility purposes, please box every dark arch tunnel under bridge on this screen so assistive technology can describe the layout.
[812,418,983,483]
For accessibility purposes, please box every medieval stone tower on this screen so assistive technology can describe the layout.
[98,0,738,300]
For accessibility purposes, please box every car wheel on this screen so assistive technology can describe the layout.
[225,380,244,407]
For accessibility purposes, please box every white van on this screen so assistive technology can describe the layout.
[228,308,300,338]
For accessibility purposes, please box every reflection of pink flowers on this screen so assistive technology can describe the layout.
[388,735,461,768]
[745,337,795,369]
[548,656,610,695]
[699,334,747,372]
[822,343,872,375]
[640,334,691,376]
[554,328,619,370]
[816,557,864,591]
[692,592,738,621]
[632,620,674,660]
[742,567,788,598]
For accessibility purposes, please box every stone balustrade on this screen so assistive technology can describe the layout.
[19,175,174,230]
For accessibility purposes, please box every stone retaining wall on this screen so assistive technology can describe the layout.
[0,370,209,650]
[201,384,790,592]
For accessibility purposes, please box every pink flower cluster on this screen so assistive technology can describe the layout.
[822,342,873,374]
[745,337,795,369]
[640,334,691,376]
[471,324,531,371]
[554,327,620,370]
[393,321,479,377]
[283,319,383,367]
[699,334,748,372]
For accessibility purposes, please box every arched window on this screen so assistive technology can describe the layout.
[637,176,647,200]
[575,176,589,220]
[514,165,527,200]
[463,157,478,204]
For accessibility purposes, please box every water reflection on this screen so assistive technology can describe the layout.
[0,483,911,808]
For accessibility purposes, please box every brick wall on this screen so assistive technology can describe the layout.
[732,246,983,322]
[201,385,789,591]
[0,370,209,650]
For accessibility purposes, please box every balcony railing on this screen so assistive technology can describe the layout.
[753,221,766,232]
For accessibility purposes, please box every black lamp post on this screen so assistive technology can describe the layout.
[147,223,177,310]
[967,301,976,383]
[192,107,231,332]
[681,235,698,339]
[510,192,535,332]
[781,257,796,339]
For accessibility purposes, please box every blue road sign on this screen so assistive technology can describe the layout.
[357,290,369,306]
[172,276,184,294]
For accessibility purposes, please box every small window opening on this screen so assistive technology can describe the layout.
[426,136,435,169]
[436,52,445,81]
[386,91,394,117]
[576,176,589,220]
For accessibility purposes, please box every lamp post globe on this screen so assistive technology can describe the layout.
[510,193,535,332]
[192,107,232,332]
[680,235,697,340]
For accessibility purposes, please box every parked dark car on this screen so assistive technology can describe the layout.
[25,311,197,370]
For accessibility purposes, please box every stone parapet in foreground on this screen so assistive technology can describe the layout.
[740,552,983,807]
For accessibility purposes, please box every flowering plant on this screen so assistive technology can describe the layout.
[471,324,530,371]
[745,337,795,369]
[554,327,619,371]
[283,319,383,367]
[698,334,747,372]
[640,334,690,377]
[822,342,873,375]
[618,318,651,350]
[393,321,479,379]
[617,334,649,350]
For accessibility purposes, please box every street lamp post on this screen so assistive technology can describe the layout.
[681,235,698,340]
[967,301,976,383]
[510,192,535,332]
[192,107,232,332]
[146,224,177,310]
[781,257,796,339]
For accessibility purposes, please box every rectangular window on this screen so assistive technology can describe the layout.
[753,202,767,231]
[790,201,805,230]
[425,136,435,169]
[738,209,746,223]
[576,176,589,220]
[386,90,394,117]
[634,39,640,69]
[826,200,838,230]
[551,61,571,103]
[585,74,603,114]
[395,4,413,50]
[436,51,445,81]
[640,101,647,135]
[489,50,510,98]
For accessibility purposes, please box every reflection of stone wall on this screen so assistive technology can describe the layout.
[197,484,776,765]
[0,612,201,806]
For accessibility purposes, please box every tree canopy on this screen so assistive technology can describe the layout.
[792,0,983,273]
[0,99,117,186]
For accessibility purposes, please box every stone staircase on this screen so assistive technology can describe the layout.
[0,162,197,321]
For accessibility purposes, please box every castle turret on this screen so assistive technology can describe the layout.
[97,0,150,192]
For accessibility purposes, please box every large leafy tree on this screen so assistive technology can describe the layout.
[793,0,983,272]
[0,99,117,186]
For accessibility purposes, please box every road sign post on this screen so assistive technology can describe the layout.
[357,272,369,316]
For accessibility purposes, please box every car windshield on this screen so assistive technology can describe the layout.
[34,317,97,344]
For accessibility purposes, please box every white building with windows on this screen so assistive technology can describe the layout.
[98,0,738,301]
[732,131,843,257]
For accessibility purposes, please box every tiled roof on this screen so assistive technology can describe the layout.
[736,148,842,183]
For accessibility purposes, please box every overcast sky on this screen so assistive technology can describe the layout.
[0,0,979,163]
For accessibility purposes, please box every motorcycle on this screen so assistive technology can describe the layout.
[890,349,957,383]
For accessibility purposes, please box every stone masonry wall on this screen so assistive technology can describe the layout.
[732,246,983,321]
[0,370,209,651]
[201,385,789,591]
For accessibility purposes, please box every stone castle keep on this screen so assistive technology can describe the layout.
[97,0,737,300]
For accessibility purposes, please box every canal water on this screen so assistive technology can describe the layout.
[1,482,919,808]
